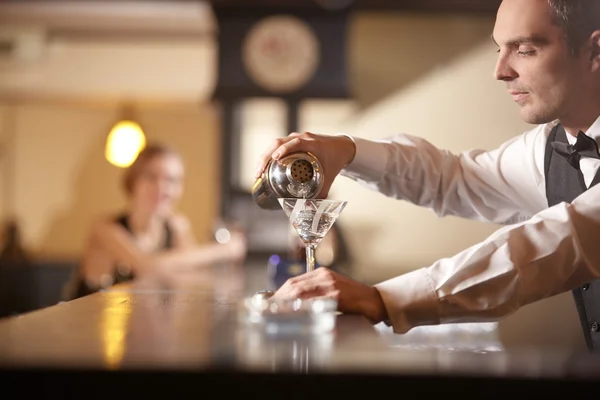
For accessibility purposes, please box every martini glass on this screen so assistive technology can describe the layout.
[278,198,347,274]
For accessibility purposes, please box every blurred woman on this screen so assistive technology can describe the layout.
[68,143,246,299]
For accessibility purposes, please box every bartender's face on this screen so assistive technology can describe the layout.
[492,0,592,124]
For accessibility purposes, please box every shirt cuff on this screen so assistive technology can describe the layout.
[374,268,440,334]
[339,135,389,181]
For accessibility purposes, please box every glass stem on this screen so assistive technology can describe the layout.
[305,244,317,273]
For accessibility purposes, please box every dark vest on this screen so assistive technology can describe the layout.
[544,124,600,352]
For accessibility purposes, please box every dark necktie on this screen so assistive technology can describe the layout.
[551,131,600,170]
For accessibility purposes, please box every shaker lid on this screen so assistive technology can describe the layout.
[267,152,324,199]
[289,158,314,183]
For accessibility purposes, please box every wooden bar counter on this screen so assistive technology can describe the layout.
[0,264,599,396]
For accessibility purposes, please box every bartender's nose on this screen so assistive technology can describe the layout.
[494,52,518,81]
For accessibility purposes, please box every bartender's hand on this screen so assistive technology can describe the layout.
[255,132,356,199]
[272,267,388,324]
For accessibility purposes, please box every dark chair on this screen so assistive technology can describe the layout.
[0,260,77,318]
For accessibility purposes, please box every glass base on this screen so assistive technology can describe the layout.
[240,296,338,336]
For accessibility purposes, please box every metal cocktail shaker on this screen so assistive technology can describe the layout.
[252,152,324,210]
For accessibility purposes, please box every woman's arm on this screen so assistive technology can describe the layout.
[169,214,198,249]
[87,215,246,278]
[78,226,117,287]
[169,214,247,263]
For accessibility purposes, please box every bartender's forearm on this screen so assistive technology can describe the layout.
[375,185,600,334]
[340,133,537,225]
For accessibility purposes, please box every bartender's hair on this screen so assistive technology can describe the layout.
[122,143,181,195]
[548,0,600,56]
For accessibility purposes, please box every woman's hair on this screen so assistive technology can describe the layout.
[122,142,181,195]
[548,0,600,56]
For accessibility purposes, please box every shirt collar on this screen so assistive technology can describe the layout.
[564,114,600,146]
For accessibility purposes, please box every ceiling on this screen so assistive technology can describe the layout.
[0,0,501,39]
[0,1,215,39]
[208,0,502,13]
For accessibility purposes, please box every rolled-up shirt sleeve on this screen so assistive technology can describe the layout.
[374,185,600,333]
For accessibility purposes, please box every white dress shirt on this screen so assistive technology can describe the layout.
[340,115,600,334]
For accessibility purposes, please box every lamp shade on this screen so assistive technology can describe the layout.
[105,120,146,168]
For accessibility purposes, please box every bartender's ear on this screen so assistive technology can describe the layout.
[589,30,600,71]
